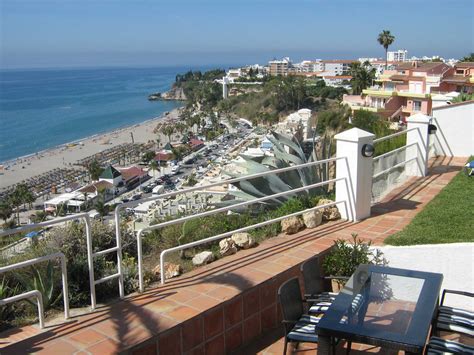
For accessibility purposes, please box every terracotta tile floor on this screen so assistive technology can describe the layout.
[0,156,466,354]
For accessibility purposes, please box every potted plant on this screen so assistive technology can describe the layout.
[322,233,387,292]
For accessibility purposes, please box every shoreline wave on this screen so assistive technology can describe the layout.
[0,106,183,166]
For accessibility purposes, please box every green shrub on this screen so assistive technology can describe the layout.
[322,234,387,285]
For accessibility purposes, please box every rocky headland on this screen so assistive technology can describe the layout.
[148,86,186,101]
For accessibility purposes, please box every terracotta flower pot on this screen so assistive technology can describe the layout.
[331,278,345,293]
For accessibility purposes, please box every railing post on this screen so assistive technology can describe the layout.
[335,128,375,221]
[406,114,430,177]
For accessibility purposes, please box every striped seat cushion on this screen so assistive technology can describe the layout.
[439,305,474,319]
[287,316,321,343]
[306,292,338,302]
[350,294,364,314]
[426,336,474,354]
[309,301,332,314]
[437,313,474,337]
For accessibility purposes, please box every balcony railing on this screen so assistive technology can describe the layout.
[0,156,355,327]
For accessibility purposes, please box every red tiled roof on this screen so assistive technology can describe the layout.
[190,138,204,147]
[78,181,114,194]
[323,75,352,79]
[321,59,355,64]
[455,62,474,68]
[395,62,450,74]
[442,75,471,84]
[153,152,174,162]
[119,166,148,182]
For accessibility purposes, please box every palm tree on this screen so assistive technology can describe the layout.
[0,201,13,224]
[149,160,159,178]
[95,191,109,219]
[349,61,376,95]
[162,125,175,144]
[377,30,395,69]
[87,160,103,181]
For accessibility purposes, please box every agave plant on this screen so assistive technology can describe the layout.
[225,130,332,207]
[16,260,61,310]
[0,277,20,329]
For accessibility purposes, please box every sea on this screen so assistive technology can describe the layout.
[0,66,204,163]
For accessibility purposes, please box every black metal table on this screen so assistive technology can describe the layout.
[317,265,443,354]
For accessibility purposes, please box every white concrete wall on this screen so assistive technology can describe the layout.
[431,102,474,157]
[378,243,474,310]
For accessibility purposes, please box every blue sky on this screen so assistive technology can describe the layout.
[1,0,473,69]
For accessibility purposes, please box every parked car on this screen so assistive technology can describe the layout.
[121,197,130,203]
[171,165,180,175]
[142,185,153,193]
[88,210,101,220]
[131,194,142,201]
[152,185,165,195]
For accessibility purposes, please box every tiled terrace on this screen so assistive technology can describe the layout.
[0,156,467,355]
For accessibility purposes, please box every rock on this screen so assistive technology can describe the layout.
[219,238,238,256]
[152,262,182,280]
[316,199,341,221]
[192,251,215,266]
[302,210,323,228]
[231,232,255,249]
[281,216,304,234]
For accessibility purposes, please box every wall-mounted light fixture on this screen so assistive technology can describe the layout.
[428,124,437,135]
[361,143,375,157]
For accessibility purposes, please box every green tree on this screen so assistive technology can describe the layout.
[162,125,175,143]
[142,150,155,163]
[149,160,159,178]
[0,201,12,224]
[377,30,395,69]
[87,160,103,181]
[95,192,109,218]
[451,93,474,103]
[460,53,474,62]
[349,61,376,95]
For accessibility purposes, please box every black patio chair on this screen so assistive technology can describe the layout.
[300,257,347,314]
[278,277,336,355]
[425,336,474,354]
[435,289,473,337]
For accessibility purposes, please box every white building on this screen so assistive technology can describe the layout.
[387,50,408,62]
[276,108,313,140]
[320,60,353,76]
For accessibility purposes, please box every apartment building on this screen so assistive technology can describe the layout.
[300,60,324,73]
[321,59,353,76]
[268,57,291,76]
[439,62,474,94]
[343,61,466,122]
[387,49,408,62]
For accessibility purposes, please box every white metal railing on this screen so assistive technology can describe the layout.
[158,200,346,286]
[114,158,348,268]
[120,157,355,291]
[0,252,68,328]
[372,143,417,163]
[0,290,44,328]
[136,178,349,290]
[1,213,102,310]
[373,157,418,179]
[372,127,415,144]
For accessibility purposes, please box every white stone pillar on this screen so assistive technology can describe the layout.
[222,77,229,99]
[406,114,430,177]
[335,128,375,221]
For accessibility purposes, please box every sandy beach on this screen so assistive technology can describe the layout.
[0,108,182,190]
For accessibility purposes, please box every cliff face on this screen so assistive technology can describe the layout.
[162,86,186,100]
[148,86,186,101]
